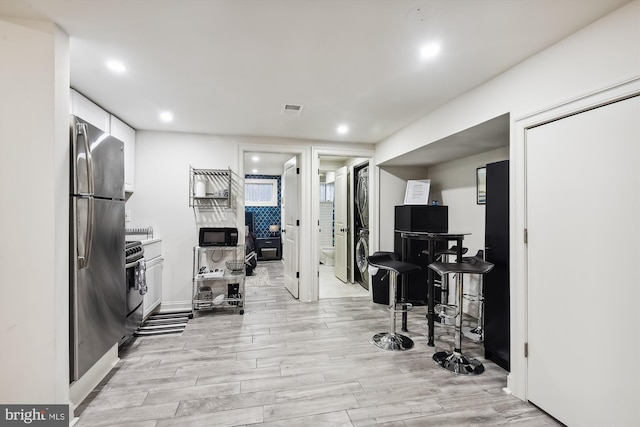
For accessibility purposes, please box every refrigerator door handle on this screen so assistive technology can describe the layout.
[73,121,94,195]
[77,196,94,269]
[79,122,95,195]
[84,197,94,268]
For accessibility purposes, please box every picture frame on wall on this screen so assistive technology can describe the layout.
[404,179,431,205]
[477,167,486,204]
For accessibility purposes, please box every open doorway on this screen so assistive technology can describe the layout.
[317,155,371,299]
[242,150,298,295]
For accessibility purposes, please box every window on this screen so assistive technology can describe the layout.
[320,182,335,202]
[245,178,278,206]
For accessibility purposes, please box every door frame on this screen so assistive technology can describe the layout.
[511,77,640,401]
[311,146,375,301]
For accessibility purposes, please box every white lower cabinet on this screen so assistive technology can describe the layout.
[142,240,163,319]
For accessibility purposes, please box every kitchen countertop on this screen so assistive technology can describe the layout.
[139,237,162,245]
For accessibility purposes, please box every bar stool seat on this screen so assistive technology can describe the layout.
[368,252,421,351]
[428,258,494,374]
[422,246,468,325]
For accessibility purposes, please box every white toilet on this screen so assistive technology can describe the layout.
[322,247,335,266]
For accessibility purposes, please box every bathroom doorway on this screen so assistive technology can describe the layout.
[318,155,370,299]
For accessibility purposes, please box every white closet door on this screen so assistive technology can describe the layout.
[283,156,300,298]
[333,166,348,283]
[526,96,639,426]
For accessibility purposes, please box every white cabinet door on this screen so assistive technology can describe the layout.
[143,256,163,319]
[110,115,136,193]
[70,89,110,132]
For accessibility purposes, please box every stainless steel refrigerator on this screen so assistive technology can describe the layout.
[69,115,125,382]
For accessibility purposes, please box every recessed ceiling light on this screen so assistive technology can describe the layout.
[159,111,173,123]
[252,156,260,162]
[337,125,349,135]
[420,42,441,60]
[252,169,258,174]
[105,60,126,73]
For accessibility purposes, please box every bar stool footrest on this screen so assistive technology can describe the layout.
[371,332,414,351]
[433,350,484,375]
[463,293,483,302]
[391,302,413,314]
[462,326,484,342]
[434,303,459,319]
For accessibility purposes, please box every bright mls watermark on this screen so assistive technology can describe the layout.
[1,405,67,426]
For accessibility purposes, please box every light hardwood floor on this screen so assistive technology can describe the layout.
[75,261,560,426]
[319,263,369,299]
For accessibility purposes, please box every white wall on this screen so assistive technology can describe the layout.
[427,147,509,256]
[126,131,240,310]
[0,18,70,405]
[377,168,408,251]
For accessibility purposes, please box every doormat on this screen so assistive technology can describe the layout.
[245,267,271,287]
[134,311,191,337]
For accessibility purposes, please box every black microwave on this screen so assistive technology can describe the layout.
[199,227,238,246]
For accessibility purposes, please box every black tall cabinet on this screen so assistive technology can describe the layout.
[483,160,510,371]
[372,205,448,305]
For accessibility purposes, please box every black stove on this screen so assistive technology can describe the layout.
[125,240,144,264]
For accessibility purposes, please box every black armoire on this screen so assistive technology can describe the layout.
[484,160,510,371]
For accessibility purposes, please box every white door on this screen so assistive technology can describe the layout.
[526,96,640,426]
[333,166,348,283]
[283,156,300,298]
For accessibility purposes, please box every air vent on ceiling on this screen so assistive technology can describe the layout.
[282,103,304,116]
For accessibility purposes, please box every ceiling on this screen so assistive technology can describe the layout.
[382,113,509,167]
[1,0,630,147]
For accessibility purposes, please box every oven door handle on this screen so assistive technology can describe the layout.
[125,259,142,269]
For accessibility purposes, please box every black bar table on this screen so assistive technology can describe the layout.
[398,231,470,347]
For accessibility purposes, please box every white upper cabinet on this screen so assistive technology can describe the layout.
[110,115,136,193]
[70,89,111,132]
[70,89,136,192]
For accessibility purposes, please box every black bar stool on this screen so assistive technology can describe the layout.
[422,245,468,324]
[428,257,494,374]
[461,250,485,342]
[368,252,421,351]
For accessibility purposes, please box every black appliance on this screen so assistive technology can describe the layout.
[199,227,238,246]
[122,240,144,345]
[483,160,510,371]
[394,205,448,233]
[373,205,448,305]
[354,163,369,290]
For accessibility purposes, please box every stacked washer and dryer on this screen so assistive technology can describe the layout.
[354,163,369,290]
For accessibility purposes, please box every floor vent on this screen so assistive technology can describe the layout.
[135,311,191,337]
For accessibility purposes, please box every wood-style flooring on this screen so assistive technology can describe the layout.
[74,261,560,426]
